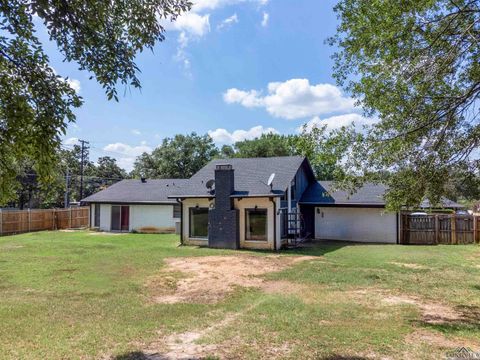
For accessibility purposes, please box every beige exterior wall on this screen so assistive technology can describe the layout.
[182,198,213,246]
[235,197,276,250]
[181,197,279,250]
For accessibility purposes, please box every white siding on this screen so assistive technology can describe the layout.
[97,204,176,232]
[99,204,111,231]
[90,204,95,228]
[315,207,397,243]
[129,204,176,232]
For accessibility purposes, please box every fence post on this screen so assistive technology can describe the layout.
[451,215,457,245]
[69,207,72,229]
[28,209,31,232]
[0,209,2,236]
[474,216,478,244]
[434,215,439,244]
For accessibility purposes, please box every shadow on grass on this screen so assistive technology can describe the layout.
[416,304,480,334]
[321,356,367,360]
[114,352,220,360]
[232,240,354,258]
[114,351,150,360]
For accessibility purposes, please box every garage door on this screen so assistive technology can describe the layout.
[315,207,397,243]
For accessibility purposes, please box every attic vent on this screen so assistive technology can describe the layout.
[141,177,147,183]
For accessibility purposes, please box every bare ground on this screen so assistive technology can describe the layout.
[146,254,316,304]
[134,255,479,360]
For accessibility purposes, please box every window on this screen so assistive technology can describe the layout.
[173,204,181,218]
[290,178,296,200]
[245,209,268,241]
[189,208,209,238]
[111,205,129,231]
[94,203,100,227]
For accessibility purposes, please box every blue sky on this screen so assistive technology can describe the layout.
[40,0,372,171]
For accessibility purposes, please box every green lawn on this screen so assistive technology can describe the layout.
[0,231,479,359]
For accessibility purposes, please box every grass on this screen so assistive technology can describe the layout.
[0,231,479,359]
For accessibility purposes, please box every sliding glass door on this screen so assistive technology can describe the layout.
[111,205,129,231]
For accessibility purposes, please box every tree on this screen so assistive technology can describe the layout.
[0,0,191,205]
[95,157,127,183]
[219,145,235,158]
[330,0,480,209]
[233,134,296,158]
[291,125,357,180]
[132,133,218,178]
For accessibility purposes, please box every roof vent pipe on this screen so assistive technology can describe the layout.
[141,177,147,183]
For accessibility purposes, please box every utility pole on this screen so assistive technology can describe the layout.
[64,167,70,208]
[78,139,89,201]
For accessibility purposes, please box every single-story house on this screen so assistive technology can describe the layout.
[82,179,188,233]
[82,156,463,248]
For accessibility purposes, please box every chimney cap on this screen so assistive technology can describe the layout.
[216,164,233,170]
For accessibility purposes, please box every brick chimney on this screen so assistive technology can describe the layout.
[208,163,239,249]
[213,164,234,210]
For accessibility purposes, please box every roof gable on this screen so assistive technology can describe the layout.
[300,181,464,208]
[82,179,188,203]
[169,156,308,198]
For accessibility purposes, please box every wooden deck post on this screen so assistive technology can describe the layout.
[451,215,457,245]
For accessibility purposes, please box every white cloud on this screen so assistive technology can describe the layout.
[223,79,356,119]
[66,79,81,93]
[261,12,269,27]
[167,0,267,73]
[217,13,239,30]
[223,88,264,107]
[300,113,378,132]
[103,142,153,171]
[50,67,81,93]
[208,125,278,144]
[131,129,141,136]
[171,12,210,37]
[64,137,79,145]
[192,0,268,12]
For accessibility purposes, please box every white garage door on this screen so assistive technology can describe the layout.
[315,207,397,243]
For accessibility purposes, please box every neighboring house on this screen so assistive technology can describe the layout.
[82,156,463,248]
[82,179,188,233]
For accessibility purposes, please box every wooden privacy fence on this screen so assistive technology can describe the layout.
[401,214,480,245]
[0,207,90,236]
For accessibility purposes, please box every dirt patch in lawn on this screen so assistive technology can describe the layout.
[382,294,464,325]
[0,244,25,250]
[389,262,430,270]
[147,255,316,304]
[88,232,126,236]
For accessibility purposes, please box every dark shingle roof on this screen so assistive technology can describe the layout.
[169,156,307,198]
[300,181,464,208]
[300,181,387,205]
[81,179,188,204]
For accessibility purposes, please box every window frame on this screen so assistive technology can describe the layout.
[245,208,268,242]
[94,203,100,227]
[189,207,209,239]
[173,204,181,219]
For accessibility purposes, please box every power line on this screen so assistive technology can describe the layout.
[78,139,89,201]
